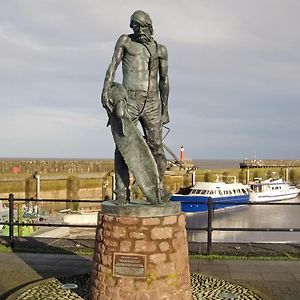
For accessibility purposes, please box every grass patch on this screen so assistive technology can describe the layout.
[0,243,94,256]
[189,252,300,261]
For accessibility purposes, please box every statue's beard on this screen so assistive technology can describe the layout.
[137,34,151,43]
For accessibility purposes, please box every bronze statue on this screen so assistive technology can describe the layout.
[101,10,171,205]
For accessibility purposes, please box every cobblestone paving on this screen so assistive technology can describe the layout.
[191,274,262,299]
[15,279,84,300]
[12,273,263,300]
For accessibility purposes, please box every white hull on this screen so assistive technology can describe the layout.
[249,190,299,202]
[249,178,300,203]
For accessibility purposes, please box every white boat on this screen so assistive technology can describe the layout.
[249,178,300,202]
[171,176,250,212]
[0,200,9,230]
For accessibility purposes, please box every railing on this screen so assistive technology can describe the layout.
[1,195,300,253]
[186,197,300,254]
[0,194,101,248]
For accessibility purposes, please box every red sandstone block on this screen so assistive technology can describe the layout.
[135,290,159,300]
[117,277,135,290]
[164,276,178,288]
[162,215,177,225]
[151,227,172,240]
[172,232,186,251]
[103,229,112,238]
[134,240,157,252]
[129,231,146,239]
[101,254,112,266]
[106,277,117,287]
[120,240,132,252]
[140,226,151,231]
[103,222,114,230]
[146,264,157,279]
[100,264,112,275]
[116,216,140,225]
[112,225,127,238]
[150,278,168,289]
[177,214,186,227]
[174,230,185,240]
[142,217,160,226]
[119,290,134,300]
[103,239,119,247]
[98,281,106,291]
[135,279,148,290]
[98,294,111,300]
[159,241,170,252]
[149,253,167,264]
[174,287,192,300]
[103,215,115,222]
[156,262,176,277]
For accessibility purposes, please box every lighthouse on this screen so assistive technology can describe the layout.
[180,145,185,162]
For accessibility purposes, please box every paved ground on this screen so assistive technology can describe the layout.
[1,252,300,300]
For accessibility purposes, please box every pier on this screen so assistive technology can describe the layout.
[240,159,300,169]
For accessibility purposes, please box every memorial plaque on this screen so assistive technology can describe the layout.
[113,253,146,278]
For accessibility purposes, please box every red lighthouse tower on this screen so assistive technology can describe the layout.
[180,145,185,162]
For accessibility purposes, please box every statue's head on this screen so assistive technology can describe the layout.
[129,10,153,43]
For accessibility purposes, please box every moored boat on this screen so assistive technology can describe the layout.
[249,178,300,202]
[171,176,249,213]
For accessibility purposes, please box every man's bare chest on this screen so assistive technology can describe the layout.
[125,41,158,61]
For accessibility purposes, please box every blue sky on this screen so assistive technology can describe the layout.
[0,0,299,160]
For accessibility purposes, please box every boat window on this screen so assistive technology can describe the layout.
[209,191,214,194]
[218,191,223,195]
[190,190,196,194]
[195,190,201,194]
[242,189,247,194]
[200,190,206,195]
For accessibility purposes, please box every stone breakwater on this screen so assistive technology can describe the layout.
[90,213,192,300]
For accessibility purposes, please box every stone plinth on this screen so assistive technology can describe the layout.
[89,201,192,300]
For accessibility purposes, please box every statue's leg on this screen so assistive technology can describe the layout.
[114,147,130,204]
[140,95,171,202]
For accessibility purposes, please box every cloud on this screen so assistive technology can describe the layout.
[0,0,299,159]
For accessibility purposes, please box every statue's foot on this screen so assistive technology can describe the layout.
[148,188,172,205]
[113,195,130,205]
[160,188,172,203]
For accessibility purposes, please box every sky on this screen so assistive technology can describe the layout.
[0,0,299,160]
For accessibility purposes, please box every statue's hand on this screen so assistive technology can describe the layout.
[162,111,170,125]
[101,92,113,113]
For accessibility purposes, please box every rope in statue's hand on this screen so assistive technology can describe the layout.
[162,125,170,141]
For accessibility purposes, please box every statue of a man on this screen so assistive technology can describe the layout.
[101,10,170,204]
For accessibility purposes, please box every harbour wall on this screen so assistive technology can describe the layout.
[1,166,300,210]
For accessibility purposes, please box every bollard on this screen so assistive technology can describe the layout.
[67,176,79,211]
[207,197,213,255]
[8,193,15,248]
[25,177,36,199]
[17,201,23,237]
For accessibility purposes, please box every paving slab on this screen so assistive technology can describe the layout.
[1,252,300,300]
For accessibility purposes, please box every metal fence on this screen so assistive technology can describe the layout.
[1,195,300,253]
